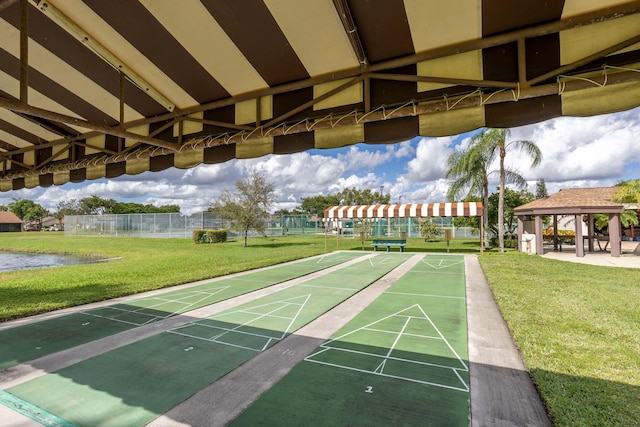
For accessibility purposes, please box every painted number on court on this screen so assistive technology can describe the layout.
[365,386,373,393]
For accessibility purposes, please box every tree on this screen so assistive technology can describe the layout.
[8,198,48,228]
[79,195,116,215]
[300,194,341,217]
[54,199,82,220]
[482,129,542,251]
[419,219,443,241]
[448,128,541,251]
[613,179,640,205]
[593,210,639,231]
[446,143,492,248]
[487,188,535,238]
[535,178,548,199]
[299,188,389,217]
[210,170,275,247]
[337,187,389,205]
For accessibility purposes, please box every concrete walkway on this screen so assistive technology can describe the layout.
[541,241,640,268]
[0,252,551,426]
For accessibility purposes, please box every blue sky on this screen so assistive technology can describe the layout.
[2,106,640,215]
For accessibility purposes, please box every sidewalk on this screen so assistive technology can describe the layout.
[541,241,640,268]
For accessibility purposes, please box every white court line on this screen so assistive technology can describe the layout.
[304,358,469,392]
[385,291,465,300]
[167,330,262,353]
[297,284,358,291]
[386,316,410,358]
[363,327,440,340]
[305,304,469,391]
[81,286,230,325]
[306,346,467,372]
[420,259,464,270]
[168,295,311,352]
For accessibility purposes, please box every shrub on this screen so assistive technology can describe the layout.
[490,236,518,248]
[419,219,443,241]
[192,229,227,244]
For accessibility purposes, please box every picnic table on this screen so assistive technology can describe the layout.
[371,239,406,252]
[584,235,610,251]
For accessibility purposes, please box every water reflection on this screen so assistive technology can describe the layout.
[0,253,92,272]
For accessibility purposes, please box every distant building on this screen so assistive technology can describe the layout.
[41,216,62,228]
[0,211,23,232]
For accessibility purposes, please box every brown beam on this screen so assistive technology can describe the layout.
[333,0,367,68]
[517,38,528,88]
[369,72,518,89]
[263,76,362,128]
[0,96,180,151]
[19,0,28,103]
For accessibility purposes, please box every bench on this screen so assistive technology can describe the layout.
[372,239,407,252]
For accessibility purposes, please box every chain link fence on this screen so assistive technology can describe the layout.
[64,213,479,239]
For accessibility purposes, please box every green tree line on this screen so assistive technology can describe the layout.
[0,195,180,225]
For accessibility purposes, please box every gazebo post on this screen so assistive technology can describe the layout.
[553,214,558,252]
[575,214,584,257]
[609,213,621,257]
[535,215,543,255]
[517,217,524,253]
[587,214,595,252]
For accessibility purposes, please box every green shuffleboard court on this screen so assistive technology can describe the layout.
[0,251,363,370]
[231,254,469,426]
[5,253,411,427]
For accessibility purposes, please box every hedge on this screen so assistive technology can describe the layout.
[192,229,227,244]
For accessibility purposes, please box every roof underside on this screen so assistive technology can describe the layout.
[1,0,640,192]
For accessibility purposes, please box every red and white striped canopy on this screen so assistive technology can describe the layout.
[324,203,483,219]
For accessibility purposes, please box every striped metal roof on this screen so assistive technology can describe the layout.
[324,202,483,218]
[1,1,640,191]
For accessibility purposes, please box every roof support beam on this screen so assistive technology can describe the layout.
[333,0,367,68]
[369,72,518,89]
[0,96,180,151]
[19,0,28,103]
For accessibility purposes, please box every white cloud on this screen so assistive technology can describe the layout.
[328,173,380,193]
[403,137,454,182]
[509,109,640,184]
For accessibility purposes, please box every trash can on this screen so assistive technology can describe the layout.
[521,233,536,255]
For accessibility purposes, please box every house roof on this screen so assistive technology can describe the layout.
[2,1,640,192]
[0,211,23,223]
[515,187,624,215]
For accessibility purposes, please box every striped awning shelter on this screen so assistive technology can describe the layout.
[324,202,483,219]
[2,1,640,191]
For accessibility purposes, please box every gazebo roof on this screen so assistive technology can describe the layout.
[514,187,623,215]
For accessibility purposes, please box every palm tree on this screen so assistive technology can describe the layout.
[446,128,542,252]
[446,144,491,248]
[613,179,640,205]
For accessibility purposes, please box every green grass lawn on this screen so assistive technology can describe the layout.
[479,252,640,426]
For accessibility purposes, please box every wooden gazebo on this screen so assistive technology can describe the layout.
[514,187,623,257]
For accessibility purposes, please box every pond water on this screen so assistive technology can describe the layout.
[0,253,93,272]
